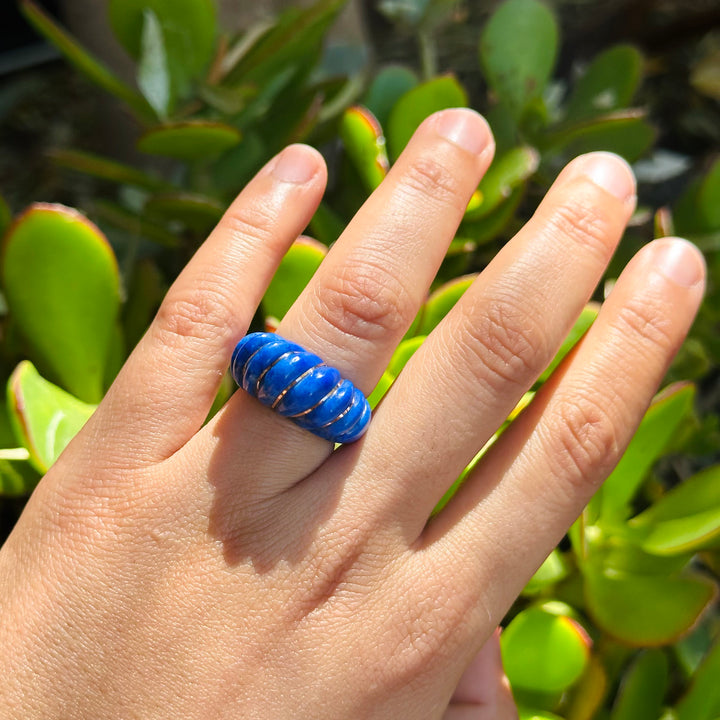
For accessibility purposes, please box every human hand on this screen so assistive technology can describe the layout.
[0,109,705,719]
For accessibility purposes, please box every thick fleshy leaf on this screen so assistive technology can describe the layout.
[697,158,720,230]
[94,200,180,248]
[363,65,419,128]
[517,707,563,720]
[522,549,570,595]
[675,639,720,720]
[462,186,524,244]
[109,0,217,98]
[7,361,96,473]
[19,0,152,120]
[137,122,242,161]
[565,655,608,720]
[565,45,643,123]
[537,304,598,384]
[479,0,558,119]
[0,449,40,497]
[123,259,165,351]
[0,195,10,236]
[387,76,468,160]
[263,238,327,321]
[387,336,426,377]
[138,9,171,118]
[610,650,668,720]
[465,146,539,221]
[584,565,716,646]
[368,371,394,410]
[418,274,476,335]
[673,160,720,236]
[501,605,590,693]
[2,204,120,402]
[145,192,224,232]
[545,111,656,163]
[598,383,695,523]
[630,465,720,555]
[309,202,346,246]
[340,107,389,192]
[50,149,172,192]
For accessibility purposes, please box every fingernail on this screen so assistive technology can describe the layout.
[272,144,318,183]
[434,108,492,155]
[652,238,706,287]
[570,152,636,202]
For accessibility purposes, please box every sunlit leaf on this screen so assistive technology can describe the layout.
[2,204,120,402]
[565,45,643,123]
[418,274,476,335]
[340,106,389,192]
[0,449,40,497]
[387,75,467,159]
[7,361,96,473]
[522,549,570,595]
[137,121,242,161]
[479,0,558,120]
[610,650,668,720]
[675,639,720,720]
[387,336,426,377]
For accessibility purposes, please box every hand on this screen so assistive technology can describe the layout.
[0,109,704,719]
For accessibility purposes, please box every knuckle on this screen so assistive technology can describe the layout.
[615,297,675,356]
[548,392,621,492]
[221,201,277,247]
[399,157,467,214]
[544,197,616,262]
[457,296,550,392]
[153,282,233,347]
[310,258,413,342]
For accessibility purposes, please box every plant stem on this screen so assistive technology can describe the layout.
[418,28,437,80]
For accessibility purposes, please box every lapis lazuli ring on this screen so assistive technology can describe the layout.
[231,332,372,444]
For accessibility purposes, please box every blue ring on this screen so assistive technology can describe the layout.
[231,332,371,444]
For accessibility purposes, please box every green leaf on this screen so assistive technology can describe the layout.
[19,0,152,120]
[50,149,173,192]
[522,549,570,595]
[145,192,224,232]
[465,146,539,221]
[7,361,96,473]
[263,239,327,321]
[387,336,426,377]
[630,465,720,555]
[517,707,564,720]
[363,65,419,128]
[611,650,668,720]
[418,274,476,335]
[501,605,590,693]
[537,304,599,384]
[138,9,172,118]
[0,449,40,497]
[94,200,180,248]
[109,0,217,99]
[565,45,643,123]
[479,0,558,120]
[137,121,242,161]
[698,158,720,231]
[544,111,656,163]
[461,186,524,245]
[0,195,10,236]
[675,639,720,720]
[368,371,394,410]
[2,204,120,403]
[123,259,165,351]
[599,383,695,523]
[387,76,468,160]
[584,565,716,646]
[340,106,389,192]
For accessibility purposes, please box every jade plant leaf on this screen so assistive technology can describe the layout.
[19,0,152,120]
[598,382,695,523]
[7,361,96,473]
[630,465,720,555]
[387,76,468,160]
[673,160,720,236]
[565,45,643,123]
[50,149,173,192]
[696,157,720,231]
[0,449,40,497]
[387,336,426,377]
[2,204,120,403]
[522,549,570,596]
[263,238,327,321]
[137,9,172,118]
[137,122,242,161]
[363,65,419,128]
[517,707,563,720]
[418,274,476,335]
[479,0,558,120]
[0,195,10,236]
[340,106,389,192]
[610,650,668,720]
[584,565,716,646]
[675,639,720,720]
[109,0,217,99]
[501,605,591,693]
[145,192,224,232]
[94,200,180,248]
[464,146,539,221]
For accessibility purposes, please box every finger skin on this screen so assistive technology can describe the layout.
[76,145,327,470]
[184,109,495,498]
[350,152,637,532]
[428,238,705,623]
